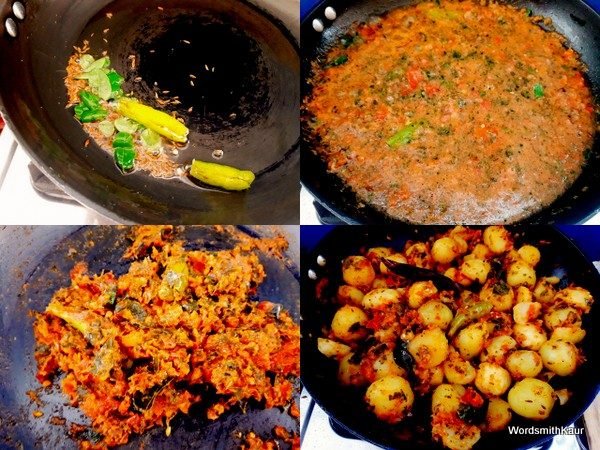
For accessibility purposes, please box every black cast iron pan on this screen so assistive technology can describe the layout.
[0,0,299,225]
[0,225,300,449]
[300,226,599,449]
[301,0,600,224]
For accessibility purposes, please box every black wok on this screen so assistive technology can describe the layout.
[0,225,300,449]
[301,0,600,224]
[0,0,299,224]
[300,225,599,449]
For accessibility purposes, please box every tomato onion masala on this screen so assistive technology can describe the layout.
[32,226,299,448]
[304,1,597,224]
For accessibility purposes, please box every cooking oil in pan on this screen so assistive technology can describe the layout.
[138,17,269,132]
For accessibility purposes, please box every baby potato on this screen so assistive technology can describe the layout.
[481,335,517,365]
[483,226,512,254]
[337,285,364,306]
[554,287,594,313]
[366,247,394,262]
[432,384,465,414]
[551,326,586,344]
[342,256,376,288]
[506,350,543,379]
[544,306,581,330]
[331,305,368,342]
[443,353,476,385]
[472,243,493,260]
[486,398,512,432]
[475,362,511,397]
[408,328,449,369]
[428,365,445,386]
[362,288,401,309]
[338,353,367,386]
[432,237,461,264]
[533,277,559,304]
[379,253,408,275]
[480,280,514,312]
[515,286,533,303]
[539,340,578,376]
[404,242,433,269]
[506,261,536,287]
[517,245,541,267]
[455,323,488,360]
[513,323,547,351]
[459,258,491,284]
[372,349,407,380]
[371,277,390,289]
[365,375,414,423]
[508,378,555,420]
[445,267,471,287]
[418,301,453,329]
[318,338,352,359]
[408,281,438,309]
[436,422,481,450]
[512,302,542,324]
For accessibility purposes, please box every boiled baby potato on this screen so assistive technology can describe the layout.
[366,246,394,261]
[338,353,366,386]
[432,384,465,414]
[512,301,542,324]
[506,260,536,287]
[554,287,594,313]
[513,323,547,351]
[317,338,351,359]
[455,322,488,360]
[515,286,534,303]
[506,350,543,379]
[408,328,448,368]
[508,378,555,420]
[539,339,578,376]
[337,285,364,306]
[480,280,514,312]
[532,277,559,304]
[372,348,407,380]
[481,335,517,365]
[363,288,401,309]
[379,253,408,275]
[517,245,541,267]
[475,362,511,397]
[365,375,414,423]
[407,281,438,309]
[331,305,368,342]
[550,326,586,344]
[432,236,461,264]
[443,353,476,385]
[486,398,512,432]
[404,242,433,268]
[544,306,581,330]
[459,258,491,284]
[483,226,512,254]
[418,300,453,329]
[342,256,376,288]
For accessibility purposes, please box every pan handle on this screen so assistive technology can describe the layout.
[1,1,25,37]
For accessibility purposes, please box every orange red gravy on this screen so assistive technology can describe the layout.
[304,1,597,224]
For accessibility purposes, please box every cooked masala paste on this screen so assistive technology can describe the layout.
[304,1,597,223]
[32,226,299,448]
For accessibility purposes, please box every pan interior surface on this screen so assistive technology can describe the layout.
[0,226,299,449]
[0,0,300,224]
